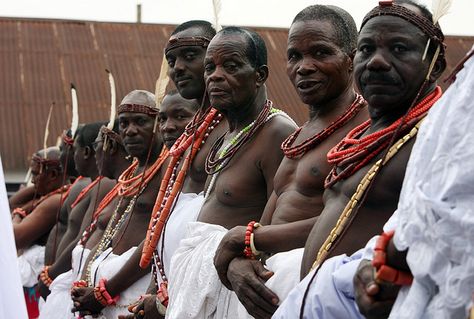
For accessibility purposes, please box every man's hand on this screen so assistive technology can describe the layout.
[37,279,51,300]
[70,286,104,316]
[227,257,278,319]
[353,259,400,319]
[214,226,247,289]
[118,294,164,319]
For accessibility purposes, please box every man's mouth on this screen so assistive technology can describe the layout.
[208,87,227,96]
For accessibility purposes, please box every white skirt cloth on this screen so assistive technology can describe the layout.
[166,222,302,319]
[156,192,204,284]
[90,246,151,319]
[18,245,45,287]
[39,245,90,319]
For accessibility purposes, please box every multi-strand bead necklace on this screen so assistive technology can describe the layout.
[281,94,366,159]
[325,86,442,188]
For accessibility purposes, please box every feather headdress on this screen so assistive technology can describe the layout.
[70,84,79,137]
[106,69,117,130]
[212,0,222,32]
[422,0,452,61]
[153,55,170,133]
[43,103,54,157]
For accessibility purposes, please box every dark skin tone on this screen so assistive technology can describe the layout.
[198,32,296,228]
[119,26,231,319]
[71,92,166,317]
[354,242,409,319]
[44,136,101,265]
[14,150,65,250]
[213,19,369,318]
[158,93,198,149]
[301,10,445,317]
[9,185,39,210]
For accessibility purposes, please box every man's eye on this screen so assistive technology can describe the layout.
[204,64,215,73]
[393,45,407,53]
[359,45,373,54]
[184,53,195,61]
[167,59,175,67]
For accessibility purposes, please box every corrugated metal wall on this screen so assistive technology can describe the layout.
[0,17,472,174]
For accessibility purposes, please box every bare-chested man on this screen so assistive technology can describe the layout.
[211,5,368,318]
[13,147,70,317]
[38,122,117,300]
[273,1,447,317]
[70,90,176,318]
[39,120,129,319]
[162,26,297,319]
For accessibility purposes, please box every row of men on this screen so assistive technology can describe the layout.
[10,1,473,318]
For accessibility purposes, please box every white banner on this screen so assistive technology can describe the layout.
[0,156,28,319]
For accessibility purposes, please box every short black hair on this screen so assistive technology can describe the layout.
[292,5,358,55]
[76,122,106,148]
[219,26,267,68]
[171,20,217,39]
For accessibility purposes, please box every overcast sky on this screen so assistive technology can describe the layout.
[2,0,473,36]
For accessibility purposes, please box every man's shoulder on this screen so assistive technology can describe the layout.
[261,110,298,140]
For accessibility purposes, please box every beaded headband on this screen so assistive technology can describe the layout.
[361,1,445,60]
[165,36,211,55]
[117,104,159,116]
[32,154,61,171]
[62,130,74,146]
[99,126,123,146]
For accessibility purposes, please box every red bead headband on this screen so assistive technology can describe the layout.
[99,126,123,146]
[361,2,445,59]
[32,154,61,170]
[117,103,158,116]
[62,131,74,146]
[165,36,211,55]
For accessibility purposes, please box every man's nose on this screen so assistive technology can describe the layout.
[296,56,317,75]
[366,49,391,71]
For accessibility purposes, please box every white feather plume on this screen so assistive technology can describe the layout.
[106,69,116,130]
[431,0,452,25]
[43,103,54,156]
[155,55,170,108]
[212,0,222,32]
[70,84,79,137]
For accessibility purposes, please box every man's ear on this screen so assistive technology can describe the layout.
[347,50,356,73]
[429,57,447,83]
[256,65,269,87]
[84,146,93,159]
[48,168,59,180]
[109,140,118,155]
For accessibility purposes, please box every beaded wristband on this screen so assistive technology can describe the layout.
[372,230,413,286]
[93,278,119,307]
[39,266,53,287]
[12,207,27,219]
[243,221,261,259]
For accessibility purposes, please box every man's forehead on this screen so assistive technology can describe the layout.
[171,26,207,39]
[208,33,247,54]
[360,15,425,38]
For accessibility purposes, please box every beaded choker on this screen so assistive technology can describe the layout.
[325,86,442,188]
[281,94,366,159]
